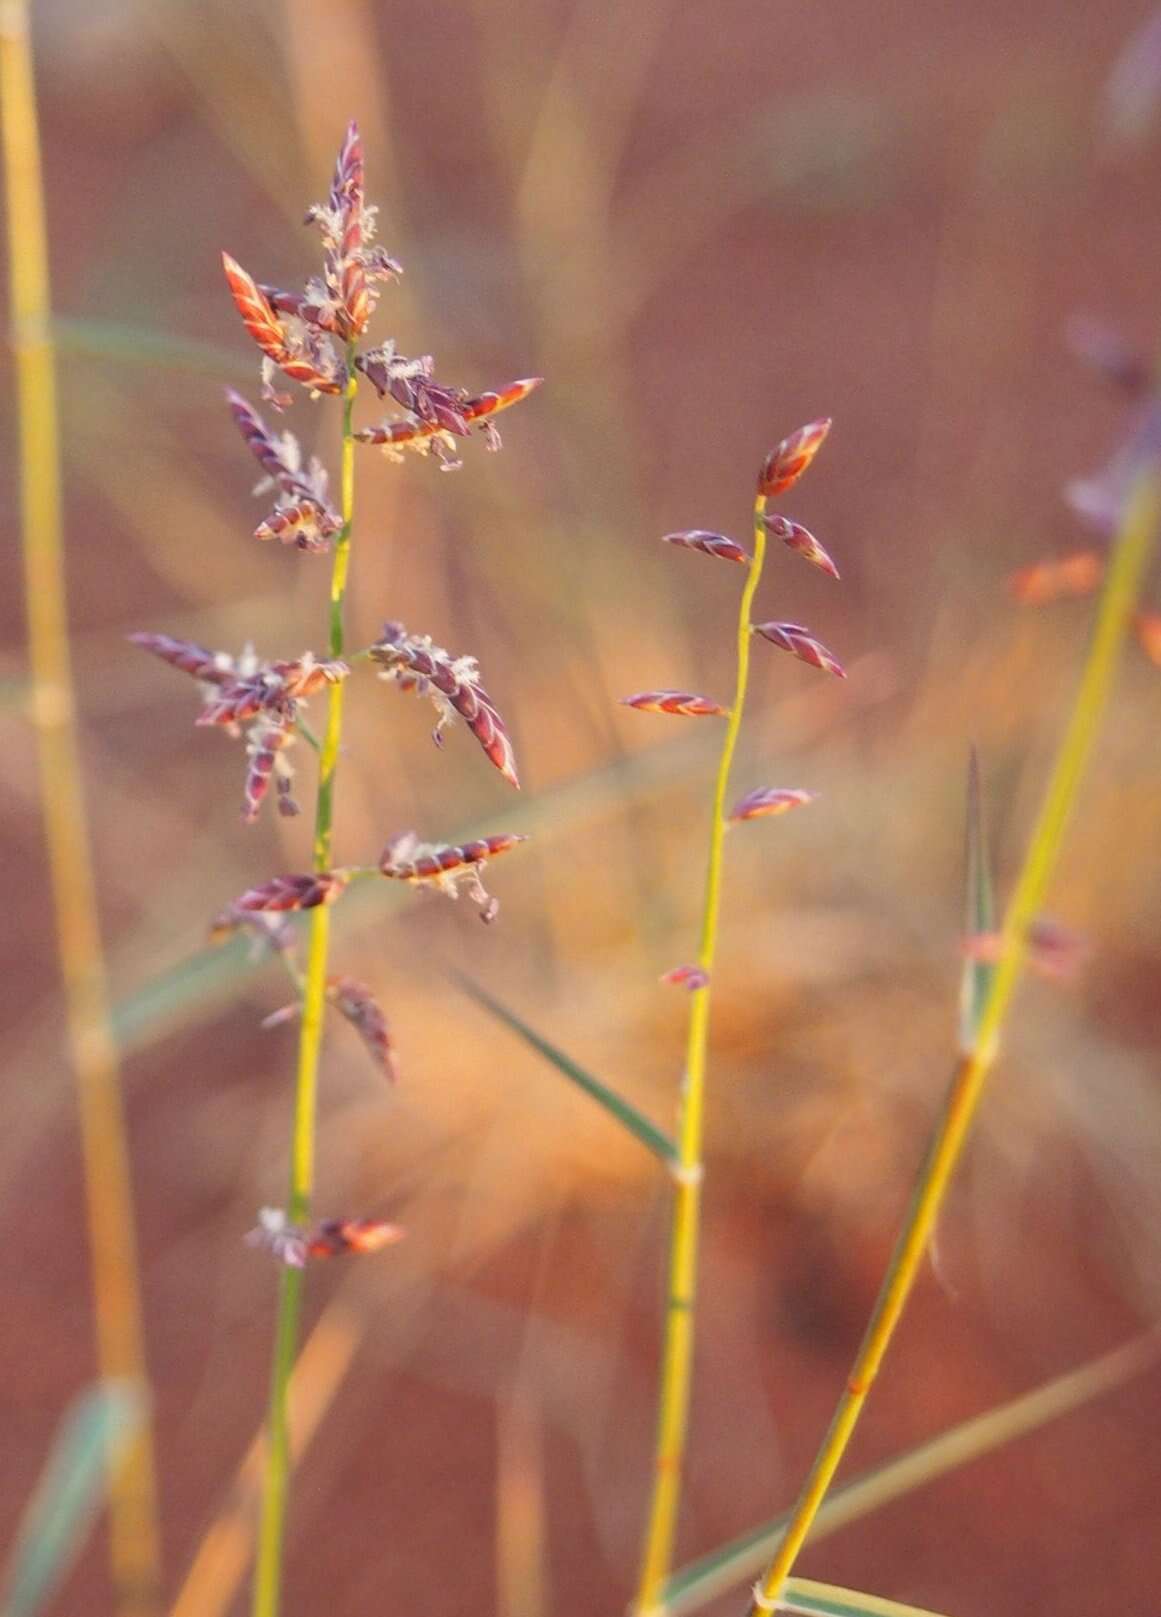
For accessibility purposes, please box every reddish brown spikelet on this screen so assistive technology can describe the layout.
[757,418,831,498]
[305,1218,404,1259]
[227,391,318,501]
[620,691,729,717]
[661,964,710,990]
[224,869,350,922]
[729,787,815,823]
[129,631,231,685]
[378,831,525,923]
[254,501,341,552]
[354,377,542,451]
[221,252,343,395]
[371,625,519,788]
[327,975,397,1082]
[762,514,840,579]
[242,722,295,824]
[662,530,751,565]
[198,656,348,727]
[328,121,369,336]
[259,284,340,334]
[753,620,846,678]
[378,832,526,881]
[1135,609,1161,665]
[1008,550,1104,605]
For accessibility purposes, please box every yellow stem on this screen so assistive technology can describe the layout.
[635,498,768,1611]
[250,364,358,1617]
[748,471,1161,1615]
[0,9,161,1614]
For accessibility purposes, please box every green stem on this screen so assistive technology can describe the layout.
[634,497,769,1611]
[746,471,1160,1616]
[250,361,359,1617]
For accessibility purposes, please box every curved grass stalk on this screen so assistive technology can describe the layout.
[0,10,161,1614]
[249,365,359,1617]
[746,471,1161,1616]
[662,1326,1161,1614]
[634,497,769,1611]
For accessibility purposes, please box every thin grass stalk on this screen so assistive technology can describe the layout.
[250,362,359,1617]
[635,497,768,1610]
[0,10,161,1614]
[746,470,1161,1617]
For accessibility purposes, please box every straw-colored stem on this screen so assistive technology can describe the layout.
[250,363,359,1617]
[0,9,161,1614]
[747,471,1161,1616]
[635,498,768,1610]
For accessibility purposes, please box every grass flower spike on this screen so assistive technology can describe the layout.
[371,622,520,787]
[633,421,841,1612]
[129,123,537,1617]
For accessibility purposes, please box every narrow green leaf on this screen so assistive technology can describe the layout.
[53,316,248,377]
[662,1329,1161,1614]
[781,1577,953,1617]
[958,745,996,1054]
[1,1381,145,1617]
[453,973,678,1166]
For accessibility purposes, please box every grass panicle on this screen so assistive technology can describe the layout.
[633,420,840,1612]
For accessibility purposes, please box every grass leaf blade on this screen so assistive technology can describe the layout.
[958,745,995,1053]
[781,1578,953,1617]
[1,1381,145,1617]
[453,973,678,1165]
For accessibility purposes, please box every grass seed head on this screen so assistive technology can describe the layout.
[762,514,840,579]
[662,529,751,564]
[221,251,346,398]
[729,787,816,823]
[218,870,351,930]
[753,620,846,677]
[620,690,729,716]
[355,376,542,464]
[377,831,526,923]
[660,964,711,990]
[757,418,831,498]
[371,624,519,788]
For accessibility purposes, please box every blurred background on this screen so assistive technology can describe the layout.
[3,1,1161,1613]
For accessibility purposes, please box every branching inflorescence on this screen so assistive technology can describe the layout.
[627,418,841,1612]
[132,123,538,1617]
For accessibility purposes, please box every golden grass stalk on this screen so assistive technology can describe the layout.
[663,1327,1161,1614]
[0,8,161,1614]
[746,470,1161,1616]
